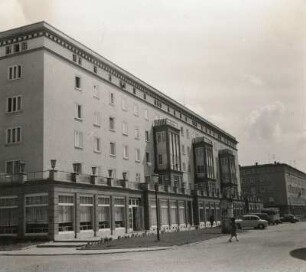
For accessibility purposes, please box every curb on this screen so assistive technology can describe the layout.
[0,247,171,256]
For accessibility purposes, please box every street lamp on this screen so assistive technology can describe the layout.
[50,159,57,170]
[152,173,160,241]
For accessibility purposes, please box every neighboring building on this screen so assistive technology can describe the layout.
[240,162,306,217]
[0,22,246,240]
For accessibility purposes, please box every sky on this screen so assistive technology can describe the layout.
[0,0,306,171]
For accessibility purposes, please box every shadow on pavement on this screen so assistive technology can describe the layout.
[290,248,306,261]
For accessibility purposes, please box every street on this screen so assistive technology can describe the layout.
[1,222,306,272]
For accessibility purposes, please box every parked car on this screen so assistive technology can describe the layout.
[280,214,299,223]
[235,215,268,230]
[250,213,269,222]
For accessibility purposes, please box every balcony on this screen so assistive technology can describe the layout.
[192,137,212,145]
[154,118,178,129]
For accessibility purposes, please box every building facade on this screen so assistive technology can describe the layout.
[0,22,250,240]
[240,163,306,218]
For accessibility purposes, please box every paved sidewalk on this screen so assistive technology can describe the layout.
[0,227,226,256]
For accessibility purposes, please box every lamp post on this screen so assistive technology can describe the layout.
[49,159,57,180]
[152,174,160,241]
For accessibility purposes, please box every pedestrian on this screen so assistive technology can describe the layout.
[209,214,214,228]
[228,217,239,242]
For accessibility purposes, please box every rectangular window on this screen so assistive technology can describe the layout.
[136,173,141,183]
[75,76,81,89]
[122,121,128,136]
[0,196,18,234]
[123,145,129,159]
[133,103,139,116]
[114,198,125,228]
[134,127,140,139]
[181,127,184,136]
[72,54,77,62]
[25,194,48,234]
[5,45,11,55]
[78,57,82,65]
[146,152,150,163]
[74,130,83,148]
[8,65,22,80]
[6,127,21,144]
[80,196,93,231]
[158,154,163,165]
[21,42,27,51]
[7,96,22,113]
[182,145,185,155]
[94,111,101,127]
[94,137,101,153]
[110,142,116,156]
[14,43,20,53]
[186,129,189,139]
[93,66,97,73]
[109,117,115,131]
[135,148,140,162]
[75,103,82,120]
[93,85,100,99]
[98,196,110,229]
[145,131,150,142]
[109,92,115,105]
[144,109,149,120]
[58,195,74,232]
[5,160,21,175]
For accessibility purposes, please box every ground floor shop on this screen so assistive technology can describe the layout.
[0,180,261,240]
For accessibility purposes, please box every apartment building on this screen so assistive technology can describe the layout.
[240,163,306,217]
[0,22,245,240]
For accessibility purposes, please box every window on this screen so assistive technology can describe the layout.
[133,88,136,95]
[72,54,77,62]
[58,195,74,232]
[136,173,141,183]
[121,97,127,111]
[74,130,83,148]
[109,92,115,105]
[135,148,140,162]
[186,129,189,139]
[146,152,150,163]
[144,109,149,120]
[109,117,115,131]
[114,198,125,228]
[182,145,185,155]
[94,137,101,153]
[158,154,163,165]
[123,145,129,159]
[120,80,126,89]
[75,76,81,89]
[0,196,18,234]
[7,96,22,113]
[5,160,21,175]
[187,146,191,156]
[110,142,116,156]
[93,66,97,73]
[80,196,93,231]
[93,85,99,99]
[25,194,48,233]
[122,122,128,136]
[78,57,82,65]
[6,127,21,144]
[98,196,110,229]
[21,42,27,51]
[182,162,186,172]
[75,103,82,120]
[143,93,146,100]
[94,112,101,127]
[109,73,112,82]
[145,131,150,142]
[133,103,139,116]
[5,45,11,55]
[134,127,140,140]
[14,43,20,53]
[181,127,184,136]
[8,65,22,80]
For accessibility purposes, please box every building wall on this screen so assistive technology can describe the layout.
[0,47,44,173]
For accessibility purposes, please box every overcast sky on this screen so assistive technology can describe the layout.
[1,0,305,171]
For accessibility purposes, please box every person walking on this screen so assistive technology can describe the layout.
[228,217,239,242]
[209,214,214,228]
